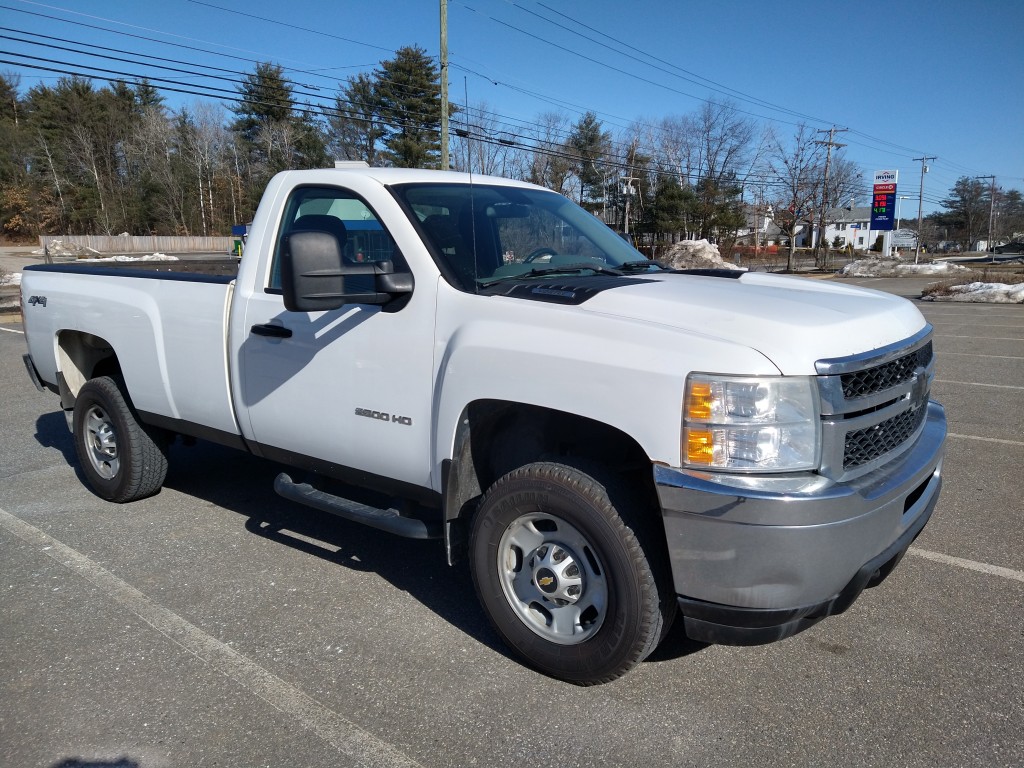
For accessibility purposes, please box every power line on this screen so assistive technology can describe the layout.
[3,4,1018,203]
[465,0,947,163]
[455,2,810,129]
[185,0,397,54]
[517,1,831,125]
[0,2,375,83]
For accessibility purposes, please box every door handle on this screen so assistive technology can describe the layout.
[250,323,292,338]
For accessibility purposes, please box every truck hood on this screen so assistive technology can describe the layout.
[577,272,927,375]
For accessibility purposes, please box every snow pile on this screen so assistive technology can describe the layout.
[661,239,743,271]
[839,256,969,277]
[78,253,179,263]
[0,271,21,286]
[922,282,1024,304]
[33,239,103,258]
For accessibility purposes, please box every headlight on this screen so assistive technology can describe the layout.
[683,374,820,472]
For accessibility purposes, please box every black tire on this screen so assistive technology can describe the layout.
[72,376,169,502]
[470,461,675,685]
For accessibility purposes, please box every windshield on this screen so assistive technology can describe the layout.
[392,182,649,291]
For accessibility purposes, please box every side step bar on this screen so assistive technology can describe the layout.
[274,473,442,540]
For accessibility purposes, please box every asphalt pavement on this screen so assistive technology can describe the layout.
[1,277,1022,768]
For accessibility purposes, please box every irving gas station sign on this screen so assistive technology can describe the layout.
[870,170,899,231]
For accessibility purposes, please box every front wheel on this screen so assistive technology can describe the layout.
[470,462,674,684]
[72,376,168,502]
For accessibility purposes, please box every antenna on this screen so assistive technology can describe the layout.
[465,76,479,292]
[440,0,449,170]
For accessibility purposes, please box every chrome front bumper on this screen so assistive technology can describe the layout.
[654,401,946,645]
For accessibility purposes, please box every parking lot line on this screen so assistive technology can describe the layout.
[935,335,1024,342]
[929,322,1024,329]
[947,432,1024,447]
[909,547,1024,584]
[0,506,424,768]
[0,326,24,334]
[941,352,1024,360]
[934,380,1024,390]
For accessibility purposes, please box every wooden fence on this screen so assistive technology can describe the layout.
[38,235,237,255]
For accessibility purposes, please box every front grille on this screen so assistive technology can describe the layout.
[844,403,928,469]
[840,342,932,399]
[816,327,935,480]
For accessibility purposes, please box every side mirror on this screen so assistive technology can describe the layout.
[281,230,413,312]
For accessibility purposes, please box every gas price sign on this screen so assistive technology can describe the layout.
[870,169,899,231]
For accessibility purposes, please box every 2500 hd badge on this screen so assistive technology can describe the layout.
[354,407,413,426]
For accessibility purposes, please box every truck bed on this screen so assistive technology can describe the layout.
[39,257,240,278]
[21,262,242,441]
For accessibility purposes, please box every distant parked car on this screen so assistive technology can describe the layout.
[993,240,1024,254]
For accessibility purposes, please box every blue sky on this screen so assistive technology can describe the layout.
[2,0,1022,213]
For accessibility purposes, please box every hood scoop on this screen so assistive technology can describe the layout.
[481,275,653,305]
[671,268,744,279]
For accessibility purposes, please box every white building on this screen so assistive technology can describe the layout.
[822,205,873,250]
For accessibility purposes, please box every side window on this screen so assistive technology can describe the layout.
[269,186,402,291]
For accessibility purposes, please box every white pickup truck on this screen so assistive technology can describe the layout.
[21,166,946,684]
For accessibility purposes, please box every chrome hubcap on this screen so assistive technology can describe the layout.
[497,513,607,645]
[83,405,119,480]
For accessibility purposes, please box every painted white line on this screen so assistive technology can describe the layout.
[942,352,1024,360]
[948,432,1024,447]
[0,326,24,334]
[0,506,423,768]
[934,379,1024,390]
[930,322,1024,329]
[909,548,1024,584]
[935,335,1024,341]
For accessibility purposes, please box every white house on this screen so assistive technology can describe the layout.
[736,202,908,253]
[822,205,873,249]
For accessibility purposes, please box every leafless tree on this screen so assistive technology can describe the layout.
[67,123,111,234]
[126,106,190,233]
[767,124,825,271]
[817,154,865,267]
[180,102,228,235]
[525,111,574,197]
[451,101,523,177]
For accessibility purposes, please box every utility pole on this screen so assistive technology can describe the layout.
[621,177,638,235]
[754,187,763,260]
[813,126,847,269]
[440,0,449,170]
[912,155,936,263]
[975,175,997,262]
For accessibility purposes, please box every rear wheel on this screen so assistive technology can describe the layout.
[470,461,674,684]
[73,376,168,502]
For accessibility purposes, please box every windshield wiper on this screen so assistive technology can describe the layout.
[478,263,624,287]
[616,260,664,272]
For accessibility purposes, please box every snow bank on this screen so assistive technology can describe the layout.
[0,271,21,286]
[78,253,180,263]
[839,256,969,278]
[33,239,103,258]
[922,282,1024,303]
[661,239,743,271]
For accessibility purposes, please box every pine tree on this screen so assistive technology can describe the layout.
[328,73,384,165]
[567,112,610,208]
[231,62,327,208]
[374,46,442,168]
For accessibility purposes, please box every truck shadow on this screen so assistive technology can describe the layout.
[34,411,93,489]
[35,411,76,463]
[236,305,374,407]
[162,440,708,668]
[160,439,514,660]
[34,421,706,670]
